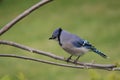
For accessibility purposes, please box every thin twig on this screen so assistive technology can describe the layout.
[0,40,118,71]
[0,54,85,69]
[0,40,64,60]
[0,54,120,71]
[0,0,53,36]
[112,68,120,71]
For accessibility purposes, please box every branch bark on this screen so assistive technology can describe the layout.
[0,54,119,71]
[0,0,53,36]
[0,40,119,71]
[0,54,87,69]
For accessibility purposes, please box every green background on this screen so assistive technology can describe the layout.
[0,0,120,80]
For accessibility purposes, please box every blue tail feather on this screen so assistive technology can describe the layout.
[90,46,108,58]
[78,39,108,58]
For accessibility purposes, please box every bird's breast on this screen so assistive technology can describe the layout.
[61,42,89,56]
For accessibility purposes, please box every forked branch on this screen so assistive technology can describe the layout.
[0,54,119,71]
[0,54,87,69]
[0,40,119,71]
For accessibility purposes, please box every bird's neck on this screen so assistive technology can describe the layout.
[58,29,62,46]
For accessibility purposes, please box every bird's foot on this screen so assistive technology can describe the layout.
[66,58,71,63]
[73,55,80,64]
[73,60,78,64]
[66,55,73,63]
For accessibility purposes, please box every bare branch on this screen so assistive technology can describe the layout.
[112,68,120,71]
[0,0,53,36]
[0,54,85,69]
[0,40,118,71]
[0,54,120,71]
[0,40,64,60]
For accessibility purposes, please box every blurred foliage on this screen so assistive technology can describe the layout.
[0,0,120,80]
[89,70,120,80]
[89,70,102,80]
[1,71,120,80]
[17,72,27,80]
[0,75,10,80]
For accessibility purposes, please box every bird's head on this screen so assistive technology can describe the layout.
[49,28,62,41]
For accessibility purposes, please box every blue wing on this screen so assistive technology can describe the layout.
[72,38,92,49]
[72,40,84,47]
[72,38,108,58]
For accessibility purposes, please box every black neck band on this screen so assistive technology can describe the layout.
[58,28,62,46]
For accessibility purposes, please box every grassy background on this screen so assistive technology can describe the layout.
[0,0,120,80]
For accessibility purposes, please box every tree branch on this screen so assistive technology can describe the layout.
[0,54,120,71]
[0,40,119,71]
[0,54,86,69]
[0,0,53,36]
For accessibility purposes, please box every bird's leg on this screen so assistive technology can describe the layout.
[74,55,80,64]
[66,55,73,62]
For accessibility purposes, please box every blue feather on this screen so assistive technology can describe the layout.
[72,39,108,58]
[90,46,108,58]
[72,40,83,47]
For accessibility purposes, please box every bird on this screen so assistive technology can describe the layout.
[49,28,108,63]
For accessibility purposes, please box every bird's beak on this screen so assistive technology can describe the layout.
[49,36,56,40]
[49,37,53,40]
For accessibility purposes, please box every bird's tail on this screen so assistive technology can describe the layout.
[90,46,108,58]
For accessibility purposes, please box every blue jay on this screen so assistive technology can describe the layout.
[49,28,108,63]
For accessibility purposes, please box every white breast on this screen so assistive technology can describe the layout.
[62,42,89,56]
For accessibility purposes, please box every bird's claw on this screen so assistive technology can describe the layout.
[66,58,70,63]
[73,60,78,64]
